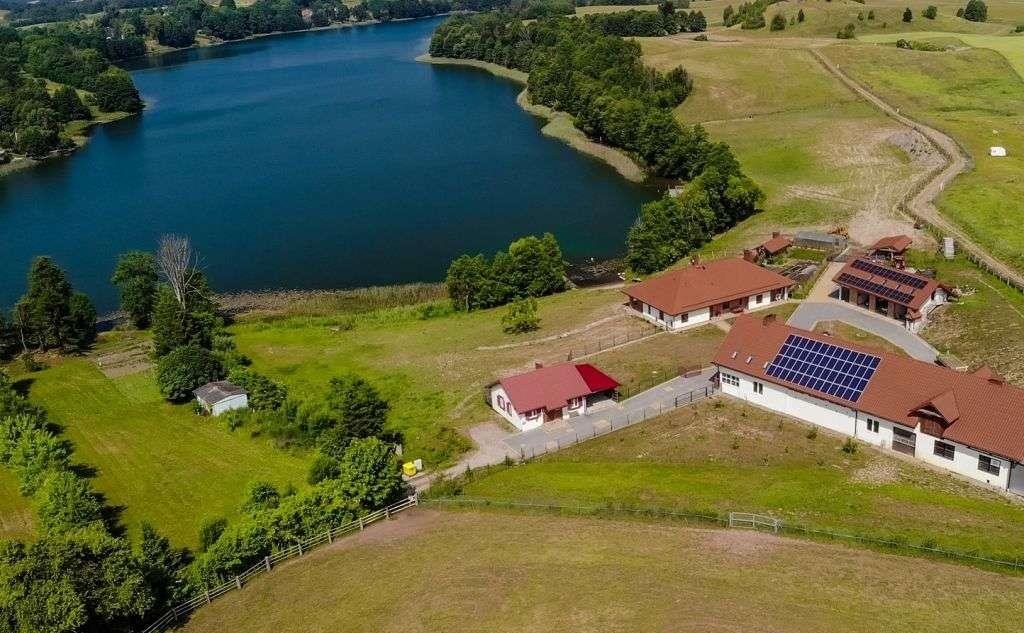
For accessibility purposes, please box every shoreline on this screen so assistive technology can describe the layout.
[417,54,646,183]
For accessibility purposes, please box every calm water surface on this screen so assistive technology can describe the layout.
[0,17,653,311]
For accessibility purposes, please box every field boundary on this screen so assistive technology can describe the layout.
[425,497,1024,573]
[141,495,420,633]
[811,47,1024,294]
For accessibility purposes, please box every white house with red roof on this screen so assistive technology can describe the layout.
[832,258,947,332]
[621,257,796,331]
[713,314,1024,493]
[489,363,620,431]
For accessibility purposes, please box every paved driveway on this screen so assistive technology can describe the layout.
[788,301,938,362]
[501,368,717,459]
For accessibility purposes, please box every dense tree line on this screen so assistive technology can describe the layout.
[0,25,142,159]
[430,14,762,274]
[583,5,706,36]
[445,233,567,311]
[0,0,166,27]
[722,0,781,28]
[3,257,96,355]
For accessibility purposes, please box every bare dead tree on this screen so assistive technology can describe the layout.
[156,234,203,310]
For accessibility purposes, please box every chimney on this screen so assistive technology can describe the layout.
[743,248,757,263]
[762,314,776,327]
[534,361,544,370]
[772,231,781,238]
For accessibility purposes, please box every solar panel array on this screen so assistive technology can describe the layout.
[851,259,928,289]
[765,334,880,403]
[836,273,915,305]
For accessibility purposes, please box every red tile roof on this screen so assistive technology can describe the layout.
[621,258,795,316]
[832,258,941,310]
[760,235,793,255]
[870,235,913,253]
[714,315,1024,462]
[499,363,619,414]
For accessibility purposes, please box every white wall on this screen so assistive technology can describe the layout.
[719,367,857,436]
[211,394,248,416]
[914,429,1011,489]
[854,413,896,450]
[490,385,543,432]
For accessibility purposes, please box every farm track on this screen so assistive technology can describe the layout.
[811,47,1024,292]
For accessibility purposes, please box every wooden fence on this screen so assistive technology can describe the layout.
[141,495,420,633]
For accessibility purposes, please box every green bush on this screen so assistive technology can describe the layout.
[227,367,288,411]
[502,298,541,334]
[922,5,937,18]
[769,12,785,30]
[155,345,225,402]
[962,0,986,21]
[902,6,912,21]
[836,22,856,38]
[198,517,228,552]
[34,470,103,533]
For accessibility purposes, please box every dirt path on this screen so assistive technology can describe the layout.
[811,47,1024,292]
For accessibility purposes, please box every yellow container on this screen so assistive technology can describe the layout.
[402,461,417,477]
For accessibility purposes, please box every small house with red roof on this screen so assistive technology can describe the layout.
[833,257,947,333]
[714,314,1024,493]
[757,232,793,259]
[489,363,620,431]
[622,257,795,331]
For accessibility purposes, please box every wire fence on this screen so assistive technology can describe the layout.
[140,495,420,633]
[560,326,660,361]
[424,497,1024,573]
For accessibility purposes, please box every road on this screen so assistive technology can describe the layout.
[788,301,939,362]
[811,48,1024,293]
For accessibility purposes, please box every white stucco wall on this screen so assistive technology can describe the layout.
[211,394,248,416]
[490,385,543,432]
[717,365,1016,492]
[914,430,1011,489]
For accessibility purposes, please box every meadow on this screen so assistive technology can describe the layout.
[457,397,1024,560]
[826,41,1024,273]
[179,509,1024,632]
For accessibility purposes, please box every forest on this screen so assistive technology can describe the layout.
[429,13,763,274]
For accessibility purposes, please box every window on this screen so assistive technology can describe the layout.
[866,418,880,433]
[756,293,764,305]
[753,381,764,395]
[497,395,505,410]
[569,397,583,409]
[933,441,955,460]
[680,311,689,323]
[526,409,541,420]
[979,455,1002,475]
[721,373,739,387]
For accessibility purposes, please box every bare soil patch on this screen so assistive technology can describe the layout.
[90,337,153,377]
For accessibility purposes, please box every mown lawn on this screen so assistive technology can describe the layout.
[813,320,910,356]
[7,349,310,548]
[457,398,1024,560]
[0,467,34,541]
[827,42,1024,273]
[180,509,1024,633]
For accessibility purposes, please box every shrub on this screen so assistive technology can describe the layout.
[227,367,287,411]
[769,12,785,30]
[836,22,856,38]
[805,426,818,440]
[197,517,228,552]
[867,9,874,19]
[155,345,225,401]
[240,481,281,514]
[962,0,986,21]
[318,374,389,457]
[841,437,858,454]
[307,451,341,484]
[922,4,937,18]
[338,437,403,509]
[896,38,912,49]
[501,298,541,334]
[902,7,912,21]
[797,8,804,21]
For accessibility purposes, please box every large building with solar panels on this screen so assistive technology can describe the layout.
[714,314,1024,494]
[832,257,948,332]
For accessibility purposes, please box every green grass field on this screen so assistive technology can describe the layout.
[0,468,34,541]
[6,347,310,548]
[457,397,1024,559]
[179,509,1024,632]
[827,42,1024,273]
[639,35,928,255]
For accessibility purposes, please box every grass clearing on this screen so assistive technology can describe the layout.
[180,509,1024,633]
[0,468,34,541]
[826,42,1024,273]
[458,397,1024,559]
[813,319,911,356]
[639,36,931,254]
[5,342,310,548]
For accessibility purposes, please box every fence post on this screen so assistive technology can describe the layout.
[264,556,271,572]
[205,589,211,605]
[297,541,303,556]
[358,516,364,531]
[235,576,242,590]
[327,528,333,544]
[385,507,391,520]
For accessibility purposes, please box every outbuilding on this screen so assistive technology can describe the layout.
[832,257,947,332]
[489,363,620,431]
[194,381,249,416]
[714,315,1024,495]
[622,256,795,331]
[868,234,913,260]
[990,146,1007,157]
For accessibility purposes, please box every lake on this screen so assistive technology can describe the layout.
[0,17,654,311]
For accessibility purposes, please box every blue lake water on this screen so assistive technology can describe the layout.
[0,17,654,311]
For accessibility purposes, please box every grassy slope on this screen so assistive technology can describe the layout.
[231,288,660,466]
[639,35,925,255]
[8,349,309,548]
[459,398,1024,558]
[0,468,34,541]
[826,42,1024,271]
[180,509,1024,633]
